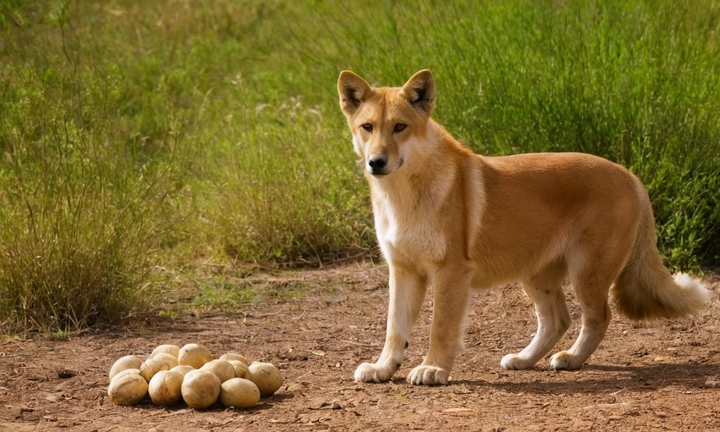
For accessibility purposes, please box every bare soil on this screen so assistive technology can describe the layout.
[1,263,719,431]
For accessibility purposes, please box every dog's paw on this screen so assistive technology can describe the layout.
[500,353,536,370]
[354,362,396,383]
[550,351,583,371]
[407,365,449,385]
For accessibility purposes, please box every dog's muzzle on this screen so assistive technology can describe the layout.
[367,154,388,176]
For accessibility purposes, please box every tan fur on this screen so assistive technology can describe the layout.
[338,70,711,385]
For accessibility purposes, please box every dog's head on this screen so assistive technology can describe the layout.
[337,70,435,177]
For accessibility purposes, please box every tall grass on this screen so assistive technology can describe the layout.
[0,1,187,330]
[1,0,718,331]
[292,0,720,268]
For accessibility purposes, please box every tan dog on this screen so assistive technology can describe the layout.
[337,69,710,385]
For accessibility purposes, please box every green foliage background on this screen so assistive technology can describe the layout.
[1,0,718,330]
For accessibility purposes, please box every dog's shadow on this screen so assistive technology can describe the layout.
[451,362,720,394]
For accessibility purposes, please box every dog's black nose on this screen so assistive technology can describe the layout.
[368,155,387,172]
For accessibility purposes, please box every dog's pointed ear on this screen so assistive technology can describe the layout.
[400,69,435,116]
[338,71,373,116]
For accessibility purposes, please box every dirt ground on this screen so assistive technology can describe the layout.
[1,262,719,431]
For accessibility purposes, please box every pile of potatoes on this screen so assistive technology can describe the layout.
[108,343,283,409]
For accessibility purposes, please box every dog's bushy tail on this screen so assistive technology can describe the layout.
[611,186,711,321]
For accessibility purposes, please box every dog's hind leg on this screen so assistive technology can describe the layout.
[355,263,427,383]
[550,257,618,370]
[407,268,473,385]
[501,260,571,370]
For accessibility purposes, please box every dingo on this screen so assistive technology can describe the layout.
[337,69,710,385]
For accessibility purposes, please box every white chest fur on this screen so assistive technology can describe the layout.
[370,173,453,265]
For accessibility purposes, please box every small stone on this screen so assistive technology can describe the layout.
[57,369,78,379]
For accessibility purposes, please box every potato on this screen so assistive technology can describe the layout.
[219,352,249,366]
[181,370,221,409]
[153,352,179,369]
[110,368,141,386]
[140,356,172,382]
[219,378,260,408]
[148,370,184,406]
[152,344,180,359]
[178,343,213,369]
[200,359,236,383]
[108,372,148,406]
[170,365,194,377]
[248,362,283,397]
[109,355,143,381]
[227,360,250,379]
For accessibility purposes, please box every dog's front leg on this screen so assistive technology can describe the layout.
[354,263,427,383]
[407,270,472,385]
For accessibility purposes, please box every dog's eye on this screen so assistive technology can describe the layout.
[361,123,373,132]
[394,123,407,133]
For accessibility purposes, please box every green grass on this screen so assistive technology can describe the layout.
[164,271,310,315]
[190,277,257,313]
[1,0,719,331]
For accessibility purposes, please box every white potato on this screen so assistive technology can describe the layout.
[148,370,184,406]
[248,362,283,397]
[219,352,249,366]
[108,372,148,406]
[200,359,236,383]
[140,357,172,382]
[181,370,221,409]
[109,355,143,381]
[227,360,250,379]
[219,378,260,408]
[152,344,180,358]
[178,343,213,369]
[153,352,179,369]
[170,365,194,377]
[110,368,141,386]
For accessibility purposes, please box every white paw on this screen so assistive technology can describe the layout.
[550,351,582,371]
[354,362,396,383]
[500,353,535,370]
[407,365,449,385]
